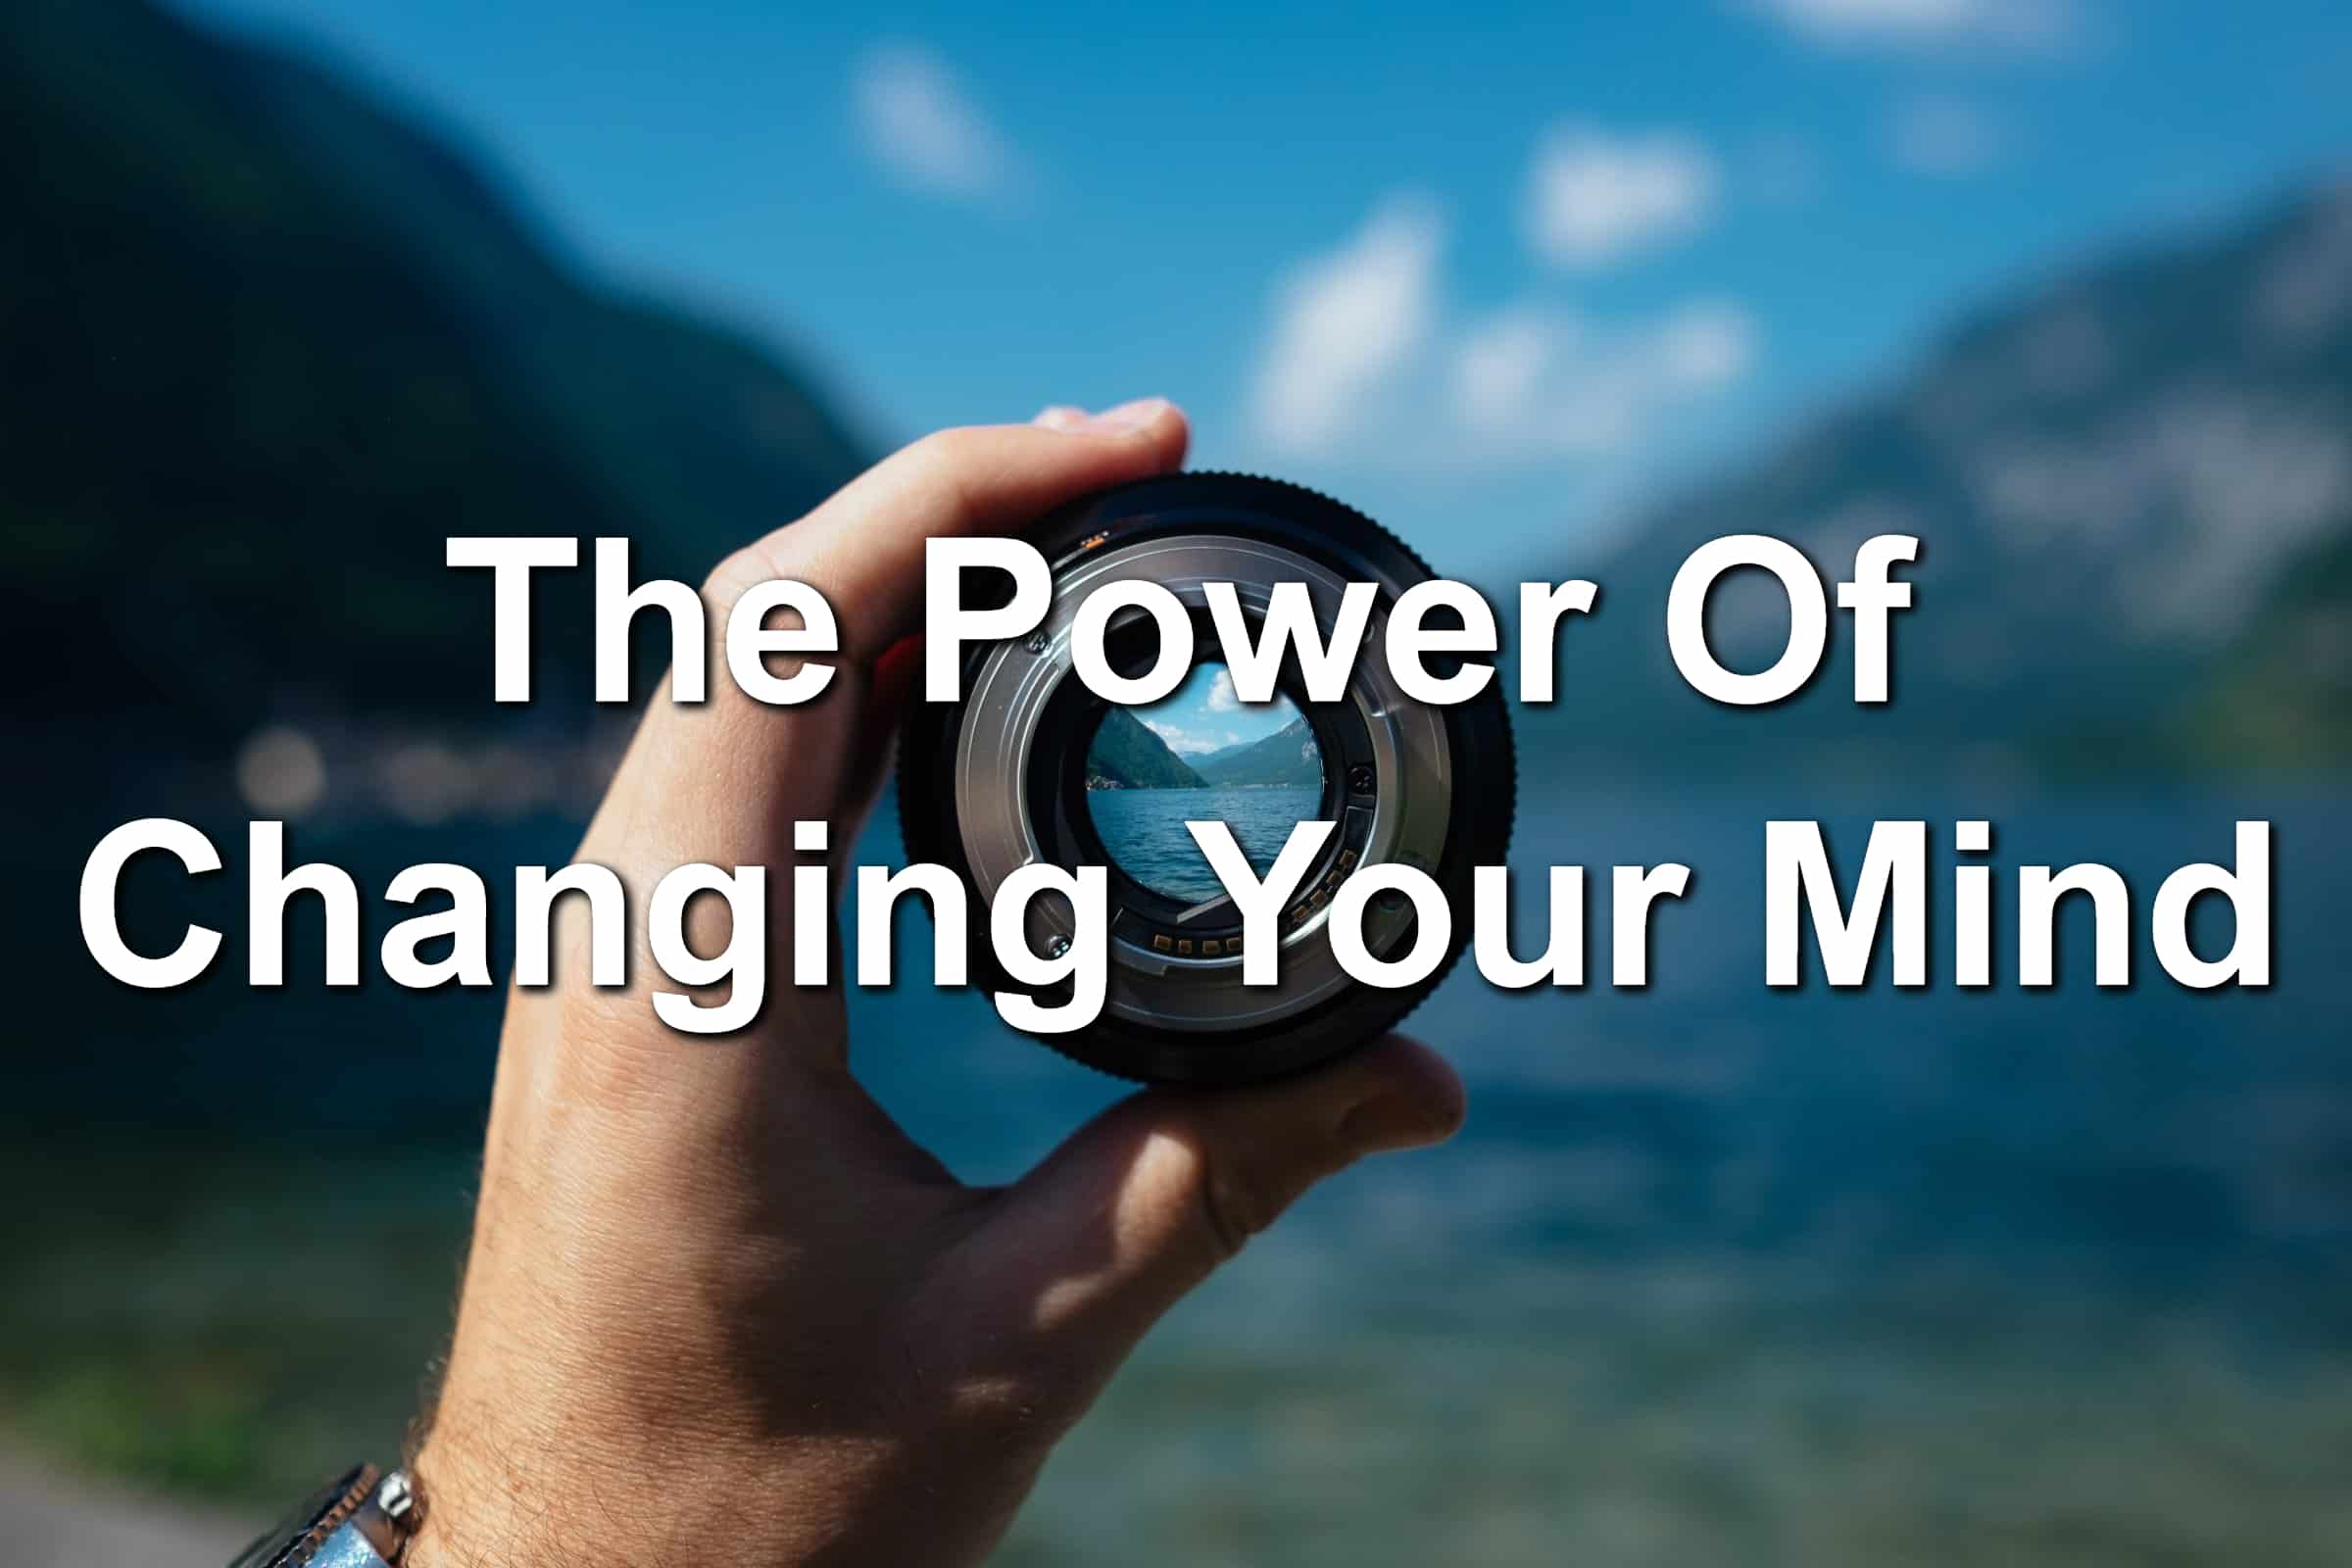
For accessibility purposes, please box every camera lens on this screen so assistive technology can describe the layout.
[1083,663,1324,903]
[898,472,1514,1085]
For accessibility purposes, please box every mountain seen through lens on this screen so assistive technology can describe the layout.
[1083,662,1325,904]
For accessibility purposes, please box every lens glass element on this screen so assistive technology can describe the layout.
[1082,662,1324,904]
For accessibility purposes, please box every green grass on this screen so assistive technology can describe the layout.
[0,1142,475,1502]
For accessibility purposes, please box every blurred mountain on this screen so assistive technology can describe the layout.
[1086,709,1205,790]
[0,0,868,759]
[1194,717,1324,788]
[1536,180,2352,780]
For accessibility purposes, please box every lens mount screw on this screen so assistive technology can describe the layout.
[1024,630,1051,656]
[1046,934,1071,958]
[1347,763,1375,795]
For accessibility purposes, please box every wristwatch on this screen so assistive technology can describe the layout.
[227,1465,419,1567]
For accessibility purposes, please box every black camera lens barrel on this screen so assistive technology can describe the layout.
[898,472,1514,1085]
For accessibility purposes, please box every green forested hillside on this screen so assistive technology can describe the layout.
[1194,718,1324,788]
[1086,709,1206,789]
[0,0,867,750]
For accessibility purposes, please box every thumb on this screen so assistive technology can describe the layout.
[969,1035,1463,1386]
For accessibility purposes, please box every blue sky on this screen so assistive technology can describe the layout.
[179,0,2351,578]
[1134,666,1302,758]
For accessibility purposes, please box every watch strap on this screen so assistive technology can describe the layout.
[309,1517,398,1568]
[230,1466,417,1568]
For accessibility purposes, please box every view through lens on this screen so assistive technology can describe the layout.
[1084,662,1325,904]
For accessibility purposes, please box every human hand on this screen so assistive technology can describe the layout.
[406,402,1465,1566]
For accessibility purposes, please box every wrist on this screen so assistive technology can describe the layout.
[401,1434,545,1568]
[404,1425,768,1567]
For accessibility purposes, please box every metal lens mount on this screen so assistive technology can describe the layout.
[898,473,1514,1085]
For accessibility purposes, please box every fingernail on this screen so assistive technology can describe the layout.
[1340,1087,1458,1154]
[1089,396,1174,433]
[1033,405,1091,432]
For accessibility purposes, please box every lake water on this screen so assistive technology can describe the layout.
[10,787,2352,1563]
[1085,784,1323,902]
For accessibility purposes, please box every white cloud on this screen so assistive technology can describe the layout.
[1142,719,1243,756]
[1749,0,2078,52]
[1248,196,1759,465]
[1523,126,1717,270]
[1449,299,1759,459]
[1889,96,2008,174]
[1250,194,1445,455]
[853,43,1025,202]
[1203,668,1241,712]
[1455,309,1568,425]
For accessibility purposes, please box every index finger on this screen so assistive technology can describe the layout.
[709,399,1190,665]
[593,402,1189,870]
